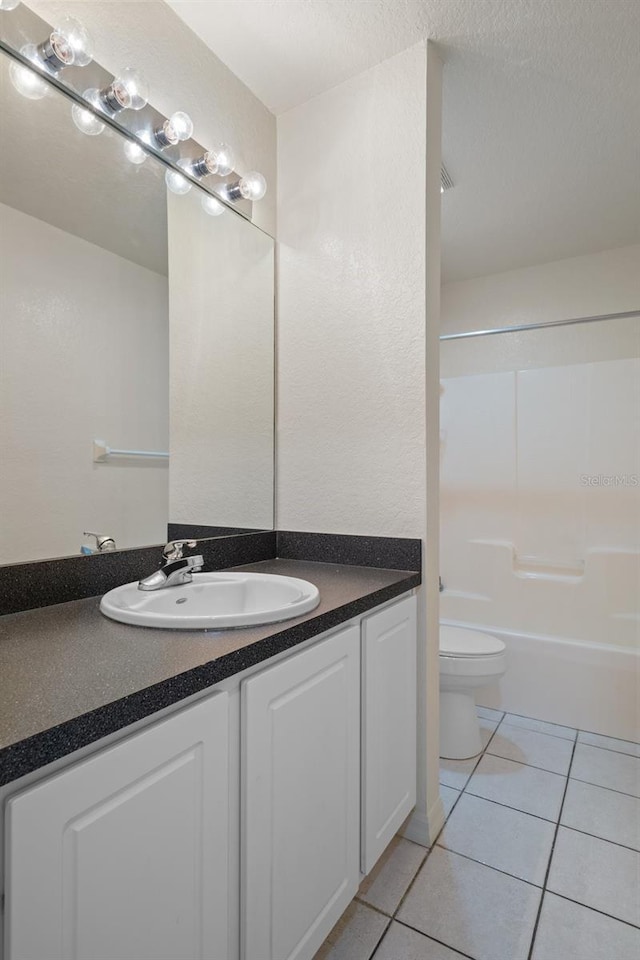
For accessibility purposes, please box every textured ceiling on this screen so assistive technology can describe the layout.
[167,0,640,280]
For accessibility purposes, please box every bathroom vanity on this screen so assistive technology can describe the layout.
[0,557,419,960]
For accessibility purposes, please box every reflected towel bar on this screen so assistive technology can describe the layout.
[93,439,169,462]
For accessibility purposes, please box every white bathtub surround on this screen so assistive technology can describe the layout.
[447,621,640,743]
[277,43,443,845]
[440,247,640,741]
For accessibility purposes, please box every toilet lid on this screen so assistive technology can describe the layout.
[440,625,506,657]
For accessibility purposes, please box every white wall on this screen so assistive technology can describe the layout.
[277,44,428,537]
[440,246,640,738]
[442,244,640,335]
[168,190,275,530]
[0,202,169,563]
[277,43,444,843]
[26,0,277,237]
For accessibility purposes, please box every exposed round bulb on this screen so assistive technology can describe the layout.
[71,102,105,136]
[201,195,224,217]
[44,16,93,69]
[124,140,146,165]
[165,168,191,196]
[9,57,48,99]
[0,0,21,11]
[207,142,235,177]
[239,171,267,201]
[167,111,193,142]
[103,67,149,112]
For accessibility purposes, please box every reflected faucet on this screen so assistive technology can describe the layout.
[138,540,204,591]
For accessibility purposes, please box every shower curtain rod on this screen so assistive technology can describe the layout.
[439,308,640,341]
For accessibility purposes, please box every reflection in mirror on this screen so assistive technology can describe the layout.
[0,48,274,565]
[168,188,274,533]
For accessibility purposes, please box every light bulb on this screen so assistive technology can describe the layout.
[9,58,48,99]
[165,168,191,196]
[38,16,93,70]
[71,102,105,136]
[168,111,193,142]
[239,171,267,201]
[154,110,193,147]
[201,195,224,216]
[100,67,149,113]
[192,142,235,178]
[124,140,146,164]
[210,142,235,176]
[0,1,21,10]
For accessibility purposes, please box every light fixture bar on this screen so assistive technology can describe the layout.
[0,3,269,229]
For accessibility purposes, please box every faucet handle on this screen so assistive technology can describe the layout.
[162,539,198,562]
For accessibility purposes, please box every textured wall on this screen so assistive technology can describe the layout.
[168,190,275,530]
[26,0,277,236]
[276,44,427,538]
[277,43,444,844]
[0,202,169,563]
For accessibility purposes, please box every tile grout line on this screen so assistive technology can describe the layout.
[568,774,640,801]
[383,918,478,960]
[542,889,640,932]
[441,786,640,853]
[560,822,640,855]
[363,913,391,960]
[382,714,501,958]
[526,732,579,960]
[431,844,546,890]
[457,784,562,824]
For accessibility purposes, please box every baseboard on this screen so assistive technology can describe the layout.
[402,795,445,847]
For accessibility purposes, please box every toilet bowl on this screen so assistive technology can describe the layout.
[439,625,506,760]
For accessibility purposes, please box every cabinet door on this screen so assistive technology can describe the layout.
[5,694,229,960]
[362,594,417,873]
[242,625,360,960]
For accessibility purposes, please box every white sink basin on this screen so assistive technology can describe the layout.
[100,572,320,630]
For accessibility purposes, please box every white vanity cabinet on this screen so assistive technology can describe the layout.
[361,594,417,873]
[2,590,418,960]
[4,693,230,960]
[241,624,361,960]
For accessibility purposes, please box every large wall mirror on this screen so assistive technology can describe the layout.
[0,47,274,566]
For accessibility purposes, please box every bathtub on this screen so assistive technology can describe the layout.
[441,619,640,742]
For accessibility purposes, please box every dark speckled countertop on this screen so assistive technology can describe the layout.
[0,558,419,786]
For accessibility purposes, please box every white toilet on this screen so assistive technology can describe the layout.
[439,625,507,760]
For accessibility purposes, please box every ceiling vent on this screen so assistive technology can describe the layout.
[441,165,453,193]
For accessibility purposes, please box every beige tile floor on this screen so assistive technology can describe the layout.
[314,707,640,960]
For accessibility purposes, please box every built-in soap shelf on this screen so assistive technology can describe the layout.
[514,554,585,582]
[470,539,585,582]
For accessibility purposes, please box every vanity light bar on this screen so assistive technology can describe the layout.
[1,3,267,208]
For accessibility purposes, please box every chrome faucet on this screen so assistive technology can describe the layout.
[138,540,204,591]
